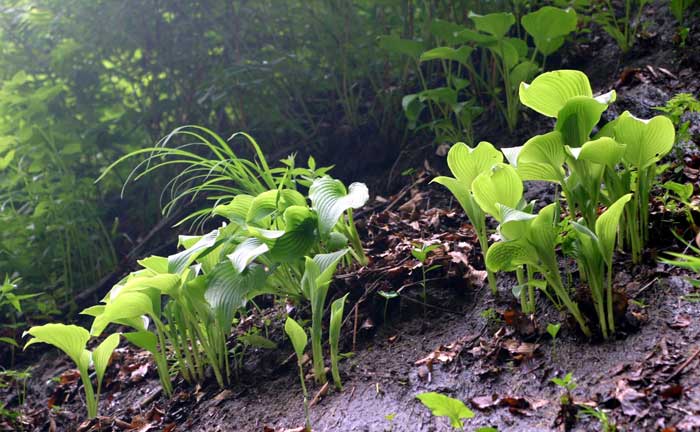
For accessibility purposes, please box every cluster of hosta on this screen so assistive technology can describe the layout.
[382,6,578,143]
[436,70,675,339]
[24,174,368,417]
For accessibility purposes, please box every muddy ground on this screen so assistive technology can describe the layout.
[3,2,700,432]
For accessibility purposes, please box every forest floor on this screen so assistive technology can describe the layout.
[4,2,700,432]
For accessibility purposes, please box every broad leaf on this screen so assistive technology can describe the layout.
[268,206,318,262]
[228,238,270,273]
[472,163,523,220]
[498,204,536,240]
[123,331,158,354]
[577,137,626,167]
[555,96,612,147]
[310,176,369,236]
[615,113,676,168]
[416,392,474,429]
[91,291,155,336]
[377,35,424,59]
[168,229,219,274]
[516,131,566,182]
[520,70,593,117]
[429,19,468,44]
[468,11,515,37]
[138,256,169,274]
[284,316,308,360]
[446,141,503,188]
[420,46,473,64]
[486,238,534,272]
[246,189,306,226]
[522,7,578,56]
[419,87,458,106]
[313,249,349,288]
[205,263,267,327]
[24,324,90,368]
[527,204,559,253]
[509,60,539,90]
[213,194,254,225]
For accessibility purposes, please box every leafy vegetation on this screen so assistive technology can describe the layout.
[23,325,119,418]
[1,1,698,430]
[436,69,675,338]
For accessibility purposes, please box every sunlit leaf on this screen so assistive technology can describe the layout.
[416,392,474,429]
[310,176,369,236]
[472,163,523,220]
[284,316,308,360]
[520,70,593,117]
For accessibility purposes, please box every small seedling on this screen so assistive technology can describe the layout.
[385,413,396,431]
[416,392,474,430]
[551,372,577,405]
[378,290,399,323]
[411,243,441,310]
[578,405,616,432]
[284,317,311,431]
[547,323,561,358]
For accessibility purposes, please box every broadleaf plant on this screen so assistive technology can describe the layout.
[23,324,120,418]
[416,392,475,430]
[436,69,675,339]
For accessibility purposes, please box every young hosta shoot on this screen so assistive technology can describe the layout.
[519,70,616,149]
[486,204,592,337]
[432,141,503,294]
[83,272,180,394]
[416,392,475,430]
[329,294,348,391]
[304,249,349,384]
[284,317,311,431]
[603,112,676,262]
[571,194,632,338]
[23,324,119,418]
[471,163,536,313]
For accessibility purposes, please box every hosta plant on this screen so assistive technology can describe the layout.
[381,6,577,141]
[329,294,348,390]
[81,166,368,392]
[285,316,311,431]
[433,141,503,294]
[513,70,674,263]
[437,69,672,338]
[23,324,119,418]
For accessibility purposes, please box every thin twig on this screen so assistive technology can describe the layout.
[666,346,700,382]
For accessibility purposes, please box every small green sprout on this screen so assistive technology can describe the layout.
[578,405,616,432]
[547,323,561,358]
[411,243,441,310]
[551,372,577,405]
[378,290,399,323]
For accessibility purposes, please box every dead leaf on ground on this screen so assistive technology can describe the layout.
[615,379,648,417]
